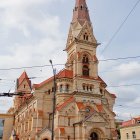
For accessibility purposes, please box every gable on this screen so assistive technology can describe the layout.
[77,22,97,43]
[17,79,31,92]
[87,113,106,123]
[83,111,108,124]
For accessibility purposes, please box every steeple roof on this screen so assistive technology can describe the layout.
[17,71,31,88]
[72,0,91,25]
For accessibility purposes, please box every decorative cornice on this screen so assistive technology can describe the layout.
[66,38,99,51]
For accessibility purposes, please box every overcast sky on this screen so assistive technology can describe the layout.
[0,0,140,120]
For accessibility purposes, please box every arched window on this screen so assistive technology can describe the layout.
[83,85,85,90]
[48,89,51,94]
[66,84,69,92]
[82,55,89,64]
[100,89,103,94]
[68,118,71,126]
[75,7,78,11]
[81,5,83,10]
[90,86,93,91]
[60,85,63,92]
[83,33,88,41]
[52,87,54,92]
[85,107,90,113]
[87,86,89,91]
[83,65,89,76]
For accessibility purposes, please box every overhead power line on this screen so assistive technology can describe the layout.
[100,0,140,55]
[99,55,140,62]
[108,83,140,88]
[0,55,140,71]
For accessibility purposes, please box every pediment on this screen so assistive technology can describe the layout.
[83,111,108,124]
[77,22,97,43]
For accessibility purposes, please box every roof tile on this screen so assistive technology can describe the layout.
[56,96,74,111]
[96,104,103,112]
[33,69,73,89]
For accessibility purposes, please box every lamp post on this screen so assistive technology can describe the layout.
[49,60,56,140]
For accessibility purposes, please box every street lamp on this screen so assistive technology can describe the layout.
[49,60,56,140]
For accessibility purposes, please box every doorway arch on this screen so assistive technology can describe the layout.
[88,128,105,140]
[90,132,98,140]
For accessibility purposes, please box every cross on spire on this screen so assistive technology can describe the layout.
[72,0,91,25]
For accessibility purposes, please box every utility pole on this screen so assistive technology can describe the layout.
[49,60,56,140]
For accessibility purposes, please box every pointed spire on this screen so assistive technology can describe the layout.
[72,0,91,25]
[17,71,31,88]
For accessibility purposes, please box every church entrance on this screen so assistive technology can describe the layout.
[90,132,98,140]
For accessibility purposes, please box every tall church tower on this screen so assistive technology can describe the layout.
[54,0,117,139]
[66,0,100,92]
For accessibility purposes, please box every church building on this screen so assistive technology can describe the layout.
[11,0,117,140]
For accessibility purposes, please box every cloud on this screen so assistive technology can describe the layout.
[100,61,140,85]
[0,0,67,113]
[99,60,140,120]
[0,0,60,39]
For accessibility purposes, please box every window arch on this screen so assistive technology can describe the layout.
[83,33,88,41]
[82,54,89,64]
[66,84,69,92]
[68,117,71,126]
[75,7,78,11]
[83,85,85,90]
[60,85,63,92]
[90,86,93,91]
[48,89,51,94]
[83,65,89,76]
[85,107,91,113]
[52,87,54,92]
[87,86,89,91]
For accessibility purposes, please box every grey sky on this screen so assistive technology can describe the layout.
[0,0,140,120]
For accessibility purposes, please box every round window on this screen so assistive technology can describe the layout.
[85,108,90,113]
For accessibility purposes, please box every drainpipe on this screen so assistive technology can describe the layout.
[73,124,75,140]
